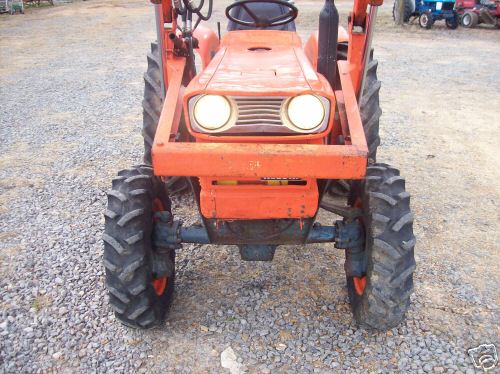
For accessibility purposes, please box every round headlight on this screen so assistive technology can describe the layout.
[286,94,325,131]
[193,95,232,130]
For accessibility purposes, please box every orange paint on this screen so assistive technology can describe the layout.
[199,177,318,219]
[153,277,167,296]
[353,276,366,295]
[151,0,376,220]
[193,23,220,69]
[304,26,349,70]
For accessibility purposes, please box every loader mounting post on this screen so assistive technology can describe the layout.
[347,0,383,97]
[152,0,179,94]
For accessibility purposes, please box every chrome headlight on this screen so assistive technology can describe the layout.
[193,95,232,131]
[284,94,326,132]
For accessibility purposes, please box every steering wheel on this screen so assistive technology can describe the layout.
[226,0,298,28]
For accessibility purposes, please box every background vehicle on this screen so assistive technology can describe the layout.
[103,0,416,331]
[393,0,459,28]
[455,0,500,27]
[0,0,24,14]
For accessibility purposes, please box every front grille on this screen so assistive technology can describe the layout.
[233,96,285,129]
[188,94,330,135]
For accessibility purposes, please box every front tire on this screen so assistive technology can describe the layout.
[345,164,416,330]
[103,165,175,328]
[419,11,434,29]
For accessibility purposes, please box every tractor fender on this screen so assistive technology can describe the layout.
[409,0,416,13]
[304,27,349,70]
[193,23,220,70]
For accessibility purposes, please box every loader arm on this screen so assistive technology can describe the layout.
[347,0,383,98]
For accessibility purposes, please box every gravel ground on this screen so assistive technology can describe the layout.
[1,0,499,373]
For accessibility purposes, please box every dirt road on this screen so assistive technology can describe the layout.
[1,0,499,372]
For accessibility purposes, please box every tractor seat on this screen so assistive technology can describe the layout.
[227,1,297,31]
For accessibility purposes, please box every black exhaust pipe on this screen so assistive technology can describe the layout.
[317,0,339,89]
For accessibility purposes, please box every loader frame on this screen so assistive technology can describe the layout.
[148,0,382,245]
[151,0,380,178]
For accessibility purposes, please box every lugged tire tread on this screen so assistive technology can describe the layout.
[392,212,414,232]
[142,43,163,165]
[126,174,151,184]
[117,208,145,227]
[347,163,416,330]
[143,72,163,100]
[103,258,120,273]
[107,190,127,202]
[323,44,383,199]
[104,209,118,219]
[107,285,131,304]
[129,189,149,198]
[103,166,174,329]
[103,233,127,255]
[392,0,414,22]
[370,192,397,206]
[141,42,189,195]
[125,231,144,245]
[119,257,145,283]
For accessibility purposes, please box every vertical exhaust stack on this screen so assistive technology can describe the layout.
[317,0,339,89]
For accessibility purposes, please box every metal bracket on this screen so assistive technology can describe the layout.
[153,213,365,266]
[320,200,363,220]
[338,220,366,277]
[334,220,364,249]
[153,211,182,250]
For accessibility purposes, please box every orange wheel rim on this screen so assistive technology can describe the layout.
[353,276,366,296]
[152,198,164,216]
[354,197,362,209]
[153,277,167,296]
[352,196,366,296]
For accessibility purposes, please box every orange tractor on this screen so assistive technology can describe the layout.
[104,0,416,330]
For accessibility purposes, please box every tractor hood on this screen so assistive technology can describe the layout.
[188,30,332,95]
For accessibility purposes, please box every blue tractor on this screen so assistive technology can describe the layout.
[393,0,459,28]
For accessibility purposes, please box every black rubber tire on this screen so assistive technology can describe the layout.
[142,42,164,165]
[325,44,382,198]
[337,43,381,163]
[419,12,434,29]
[103,165,175,329]
[345,163,416,330]
[461,11,479,28]
[142,42,189,194]
[446,15,459,29]
[392,0,414,23]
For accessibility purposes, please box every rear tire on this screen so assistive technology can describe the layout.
[419,11,434,29]
[103,165,175,329]
[142,42,163,165]
[337,43,381,162]
[142,42,188,194]
[461,11,479,27]
[326,44,382,197]
[392,0,415,23]
[345,164,416,330]
[446,15,459,29]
